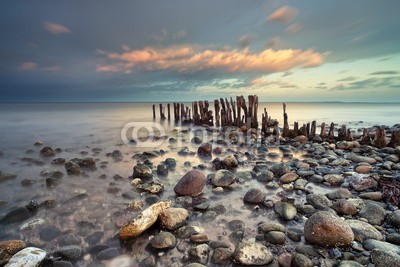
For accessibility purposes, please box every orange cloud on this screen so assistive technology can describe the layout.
[267,6,299,23]
[97,45,324,74]
[43,22,71,34]
[19,62,38,71]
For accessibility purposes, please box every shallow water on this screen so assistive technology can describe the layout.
[0,102,399,266]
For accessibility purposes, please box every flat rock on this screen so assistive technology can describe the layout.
[388,210,400,227]
[323,174,344,186]
[0,173,17,183]
[363,239,400,254]
[371,249,400,267]
[211,170,236,187]
[280,173,298,183]
[347,220,383,242]
[120,201,171,240]
[149,231,177,250]
[4,247,46,267]
[159,207,189,230]
[53,245,82,260]
[304,211,354,247]
[348,153,377,164]
[232,241,273,266]
[326,188,352,200]
[174,170,206,196]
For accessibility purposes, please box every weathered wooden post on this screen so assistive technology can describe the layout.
[374,126,387,148]
[248,95,254,127]
[346,129,353,141]
[310,121,316,138]
[388,130,400,148]
[152,105,156,119]
[236,96,241,126]
[360,128,371,145]
[338,125,347,141]
[282,103,289,137]
[252,95,258,128]
[214,99,220,127]
[167,103,171,120]
[328,122,335,141]
[320,122,327,138]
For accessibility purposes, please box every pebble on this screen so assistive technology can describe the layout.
[211,170,236,187]
[53,245,82,260]
[188,244,209,265]
[4,247,46,267]
[149,231,177,250]
[174,170,206,196]
[243,189,266,204]
[346,220,383,242]
[97,248,119,260]
[159,208,189,230]
[211,247,233,265]
[274,202,297,220]
[358,202,385,225]
[232,241,273,265]
[304,211,354,247]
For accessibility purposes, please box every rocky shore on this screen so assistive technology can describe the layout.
[1,123,400,266]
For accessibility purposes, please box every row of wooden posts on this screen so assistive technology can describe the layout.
[152,95,399,147]
[153,95,279,137]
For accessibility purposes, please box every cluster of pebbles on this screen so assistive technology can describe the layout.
[0,124,400,267]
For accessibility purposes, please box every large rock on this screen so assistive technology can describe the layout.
[371,249,400,267]
[149,231,177,250]
[198,143,212,158]
[4,247,46,267]
[120,201,171,240]
[0,207,31,225]
[40,146,55,157]
[346,220,383,242]
[174,170,206,196]
[243,189,266,204]
[0,240,26,265]
[363,239,400,254]
[274,202,297,220]
[388,210,400,227]
[348,153,377,164]
[0,173,17,183]
[211,170,236,187]
[65,161,81,175]
[133,163,153,179]
[306,194,331,210]
[159,208,189,230]
[232,241,273,265]
[304,211,354,247]
[358,202,386,225]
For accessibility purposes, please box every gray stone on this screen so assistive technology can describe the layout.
[4,247,46,267]
[97,248,119,260]
[232,241,273,266]
[371,249,400,267]
[306,194,331,210]
[274,202,297,220]
[53,245,82,260]
[265,231,286,245]
[346,220,383,242]
[363,239,400,254]
[211,170,236,187]
[188,244,209,265]
[358,202,386,225]
[149,231,177,250]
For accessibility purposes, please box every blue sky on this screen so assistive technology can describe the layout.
[0,0,399,102]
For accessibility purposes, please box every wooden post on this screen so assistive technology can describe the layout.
[253,95,258,128]
[167,103,171,120]
[374,126,387,148]
[338,125,347,141]
[282,103,289,137]
[388,130,400,148]
[214,100,220,127]
[328,122,335,141]
[320,122,327,138]
[346,129,353,141]
[181,103,185,119]
[360,128,371,145]
[152,105,156,119]
[236,96,241,126]
[293,122,299,137]
[248,95,254,128]
[310,121,316,138]
[230,97,236,126]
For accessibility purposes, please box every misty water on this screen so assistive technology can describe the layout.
[0,102,399,266]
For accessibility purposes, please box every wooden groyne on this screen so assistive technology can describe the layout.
[152,95,400,148]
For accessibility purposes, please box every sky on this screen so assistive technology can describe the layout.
[0,0,399,102]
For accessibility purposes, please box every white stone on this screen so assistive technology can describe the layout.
[5,247,47,267]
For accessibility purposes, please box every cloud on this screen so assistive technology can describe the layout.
[19,62,38,71]
[286,23,302,34]
[43,22,72,34]
[237,34,255,49]
[331,77,400,91]
[150,29,186,42]
[265,37,281,48]
[337,76,358,82]
[370,71,399,75]
[267,6,299,23]
[250,77,298,88]
[96,45,324,74]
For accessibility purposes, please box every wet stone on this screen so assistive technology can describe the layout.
[232,241,273,266]
[149,231,177,250]
[53,245,83,260]
[243,189,266,204]
[211,247,233,265]
[40,146,55,157]
[306,194,331,210]
[358,202,386,225]
[265,231,286,244]
[227,220,245,232]
[188,244,209,265]
[274,202,297,220]
[39,226,62,242]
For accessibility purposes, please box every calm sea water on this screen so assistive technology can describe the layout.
[0,102,399,150]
